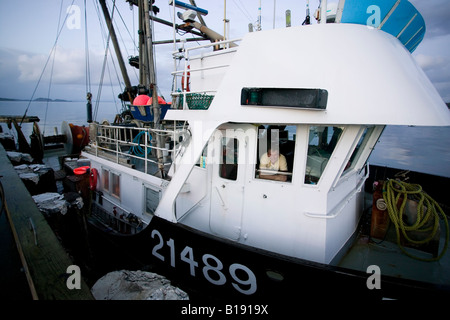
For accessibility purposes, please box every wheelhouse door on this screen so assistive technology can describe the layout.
[210,128,247,241]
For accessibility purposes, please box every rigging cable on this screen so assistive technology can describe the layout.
[93,0,132,120]
[43,0,65,136]
[20,0,76,126]
[85,0,92,94]
[231,0,254,24]
[93,0,120,121]
[93,33,110,121]
[92,0,110,122]
[111,1,139,108]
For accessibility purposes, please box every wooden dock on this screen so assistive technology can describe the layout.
[0,144,93,300]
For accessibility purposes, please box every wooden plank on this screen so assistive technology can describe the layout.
[0,144,93,300]
[0,115,40,123]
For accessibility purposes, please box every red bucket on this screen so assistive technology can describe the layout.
[74,166,90,175]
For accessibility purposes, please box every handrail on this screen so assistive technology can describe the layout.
[256,169,293,176]
[172,38,241,55]
[171,38,242,110]
[304,165,369,219]
[92,124,188,175]
[171,89,216,96]
[171,64,231,75]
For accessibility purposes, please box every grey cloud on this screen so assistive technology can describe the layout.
[410,0,450,38]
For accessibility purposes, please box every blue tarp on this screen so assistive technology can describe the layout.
[340,0,425,52]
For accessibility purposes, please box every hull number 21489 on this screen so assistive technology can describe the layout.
[151,229,257,295]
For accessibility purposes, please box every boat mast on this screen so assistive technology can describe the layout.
[142,0,165,177]
[138,0,147,88]
[98,0,135,102]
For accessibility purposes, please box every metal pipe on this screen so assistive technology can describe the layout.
[191,21,238,47]
[98,0,134,101]
[320,0,328,24]
[143,0,165,176]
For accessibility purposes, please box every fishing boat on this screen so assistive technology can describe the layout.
[57,0,450,300]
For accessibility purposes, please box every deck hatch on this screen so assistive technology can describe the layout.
[241,88,328,110]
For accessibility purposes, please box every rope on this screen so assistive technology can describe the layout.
[129,131,152,157]
[382,179,449,261]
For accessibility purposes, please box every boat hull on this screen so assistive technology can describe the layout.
[88,214,450,301]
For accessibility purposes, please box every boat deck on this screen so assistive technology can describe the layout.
[339,234,450,286]
[338,194,450,289]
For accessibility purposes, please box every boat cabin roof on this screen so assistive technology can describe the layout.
[165,23,450,128]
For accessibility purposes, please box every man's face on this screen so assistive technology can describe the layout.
[268,150,279,162]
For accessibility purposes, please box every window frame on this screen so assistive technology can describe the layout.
[254,124,297,183]
[219,137,239,181]
[304,125,344,186]
[143,184,161,216]
[102,168,110,192]
[111,172,121,199]
[341,126,375,178]
[101,167,121,200]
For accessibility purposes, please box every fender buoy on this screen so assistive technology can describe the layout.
[90,168,98,191]
[181,65,190,92]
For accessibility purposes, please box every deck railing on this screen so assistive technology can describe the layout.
[89,122,189,175]
[171,38,241,110]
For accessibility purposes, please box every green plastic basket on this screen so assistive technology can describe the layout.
[185,93,214,110]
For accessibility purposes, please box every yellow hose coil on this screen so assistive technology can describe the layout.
[382,179,449,261]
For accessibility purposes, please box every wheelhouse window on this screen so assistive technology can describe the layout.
[220,138,238,180]
[305,126,343,184]
[241,88,328,110]
[342,126,375,175]
[256,125,296,182]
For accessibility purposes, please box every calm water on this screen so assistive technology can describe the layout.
[0,100,119,136]
[1,100,450,178]
[370,125,450,178]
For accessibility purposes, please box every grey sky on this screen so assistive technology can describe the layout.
[0,0,449,102]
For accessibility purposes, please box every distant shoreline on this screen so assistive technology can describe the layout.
[0,97,71,102]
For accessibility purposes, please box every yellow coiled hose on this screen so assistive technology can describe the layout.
[382,179,449,261]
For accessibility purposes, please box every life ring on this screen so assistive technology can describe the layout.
[181,65,190,92]
[90,168,98,191]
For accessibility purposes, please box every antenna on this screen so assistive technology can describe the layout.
[224,0,227,40]
[257,0,262,31]
[273,0,276,29]
[302,0,311,25]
